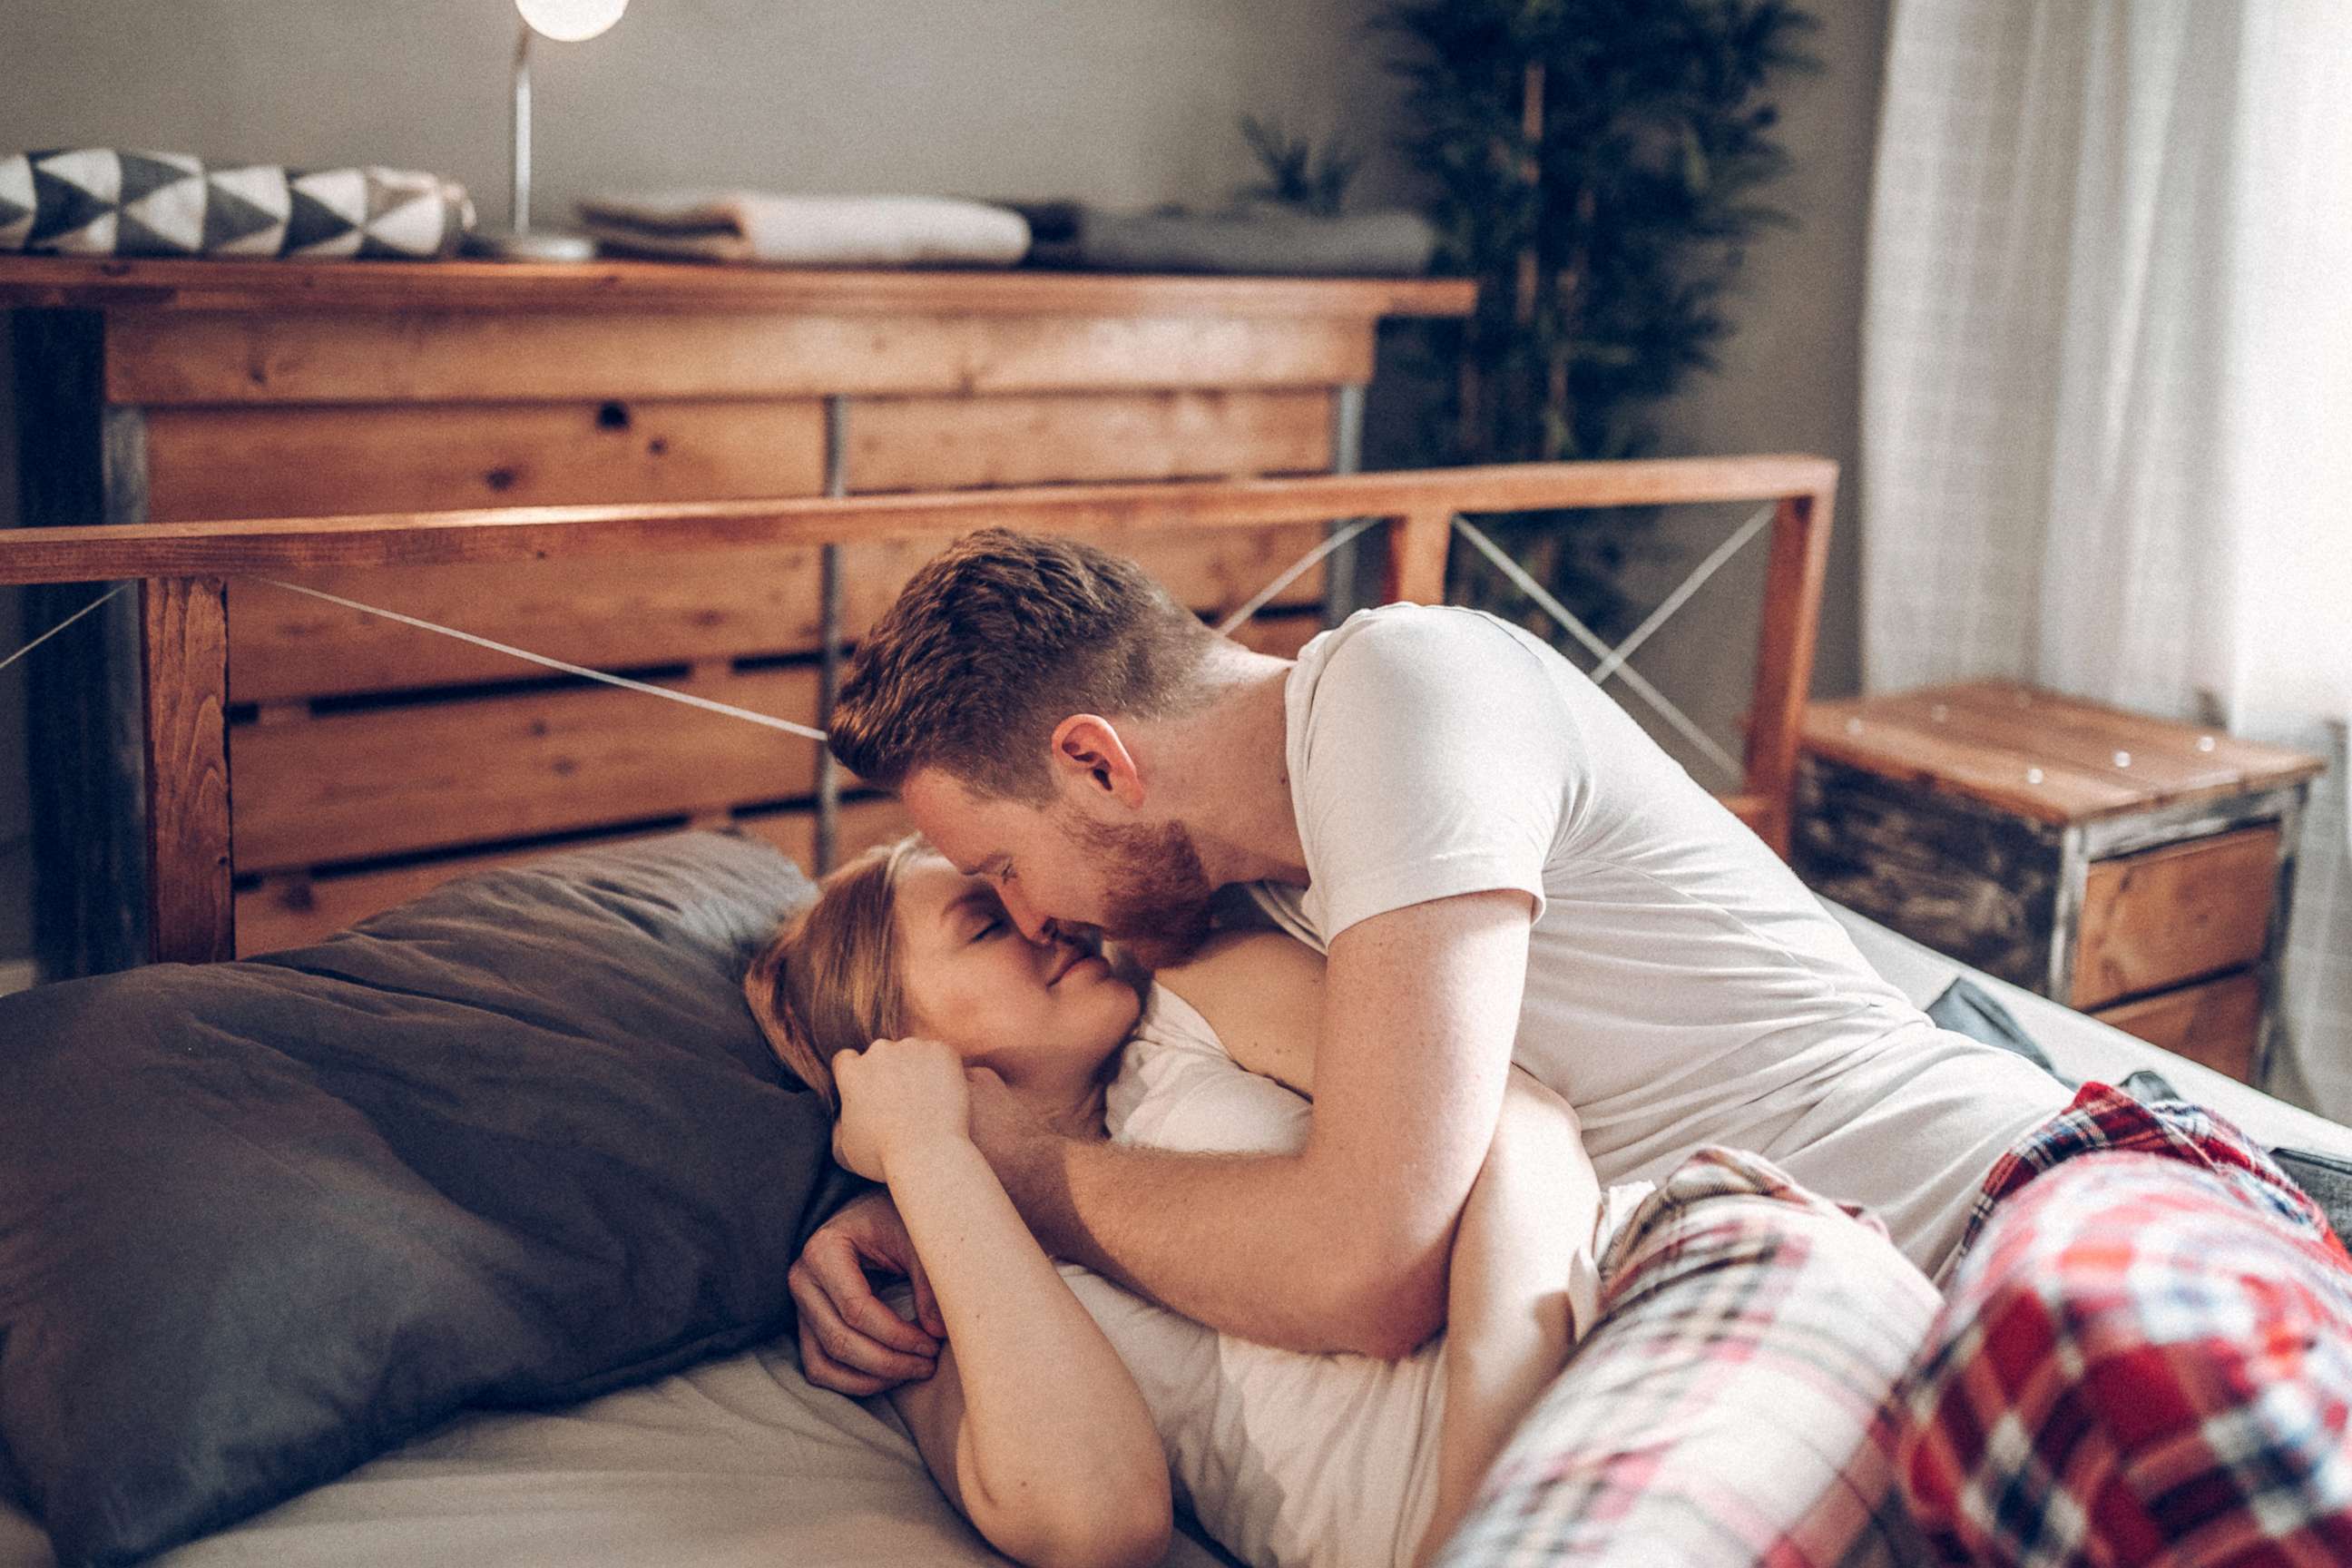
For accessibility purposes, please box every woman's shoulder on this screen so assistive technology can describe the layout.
[1152,930,1322,1096]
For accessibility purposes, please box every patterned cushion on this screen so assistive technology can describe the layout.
[0,149,473,258]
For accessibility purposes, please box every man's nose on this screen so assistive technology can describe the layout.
[1001,884,1055,945]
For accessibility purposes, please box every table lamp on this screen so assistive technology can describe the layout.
[473,0,629,260]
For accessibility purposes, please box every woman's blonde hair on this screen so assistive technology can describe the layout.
[744,833,932,1109]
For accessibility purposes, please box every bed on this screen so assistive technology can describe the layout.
[1,889,2341,1568]
[3,457,2344,1567]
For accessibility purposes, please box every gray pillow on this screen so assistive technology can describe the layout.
[0,831,852,1567]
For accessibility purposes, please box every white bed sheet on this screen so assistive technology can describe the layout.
[5,904,2345,1568]
[2,1335,1232,1568]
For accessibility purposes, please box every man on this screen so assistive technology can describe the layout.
[795,529,2352,1565]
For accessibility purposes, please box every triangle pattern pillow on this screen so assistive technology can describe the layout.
[0,149,473,258]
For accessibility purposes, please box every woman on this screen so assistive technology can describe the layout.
[747,833,1617,1568]
[746,836,1942,1568]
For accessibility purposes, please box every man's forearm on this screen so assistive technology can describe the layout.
[997,1131,1449,1357]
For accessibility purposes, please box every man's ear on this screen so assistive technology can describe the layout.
[1048,714,1145,808]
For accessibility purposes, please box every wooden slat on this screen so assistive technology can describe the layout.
[107,311,1377,406]
[225,524,1329,702]
[848,390,1331,492]
[145,400,828,522]
[230,666,828,872]
[2073,825,2278,1009]
[0,457,1843,584]
[233,798,916,956]
[1743,491,1835,858]
[1383,509,1454,604]
[2092,970,2263,1083]
[1804,683,2326,826]
[832,526,1329,643]
[1228,610,1325,660]
[1874,686,2249,808]
[141,576,234,963]
[0,254,1476,320]
[738,797,917,870]
[1803,702,2146,826]
[1720,791,1774,843]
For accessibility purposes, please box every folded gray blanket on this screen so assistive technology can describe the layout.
[1016,201,1437,277]
[0,149,473,259]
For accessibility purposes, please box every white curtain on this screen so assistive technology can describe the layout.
[1862,0,2352,1119]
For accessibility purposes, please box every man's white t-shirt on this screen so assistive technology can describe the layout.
[1248,604,2073,1279]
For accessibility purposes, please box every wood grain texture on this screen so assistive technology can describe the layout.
[847,389,1332,492]
[0,254,1476,320]
[1227,609,1325,660]
[0,457,1844,584]
[2092,970,2263,1083]
[223,524,1329,702]
[738,795,917,872]
[104,311,1378,406]
[1743,490,1835,858]
[1803,682,2325,825]
[146,400,829,521]
[1382,509,1455,605]
[230,666,830,872]
[233,797,913,957]
[2073,825,2278,1009]
[1794,755,2063,990]
[141,577,233,963]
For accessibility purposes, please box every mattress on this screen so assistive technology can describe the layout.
[4,903,2344,1568]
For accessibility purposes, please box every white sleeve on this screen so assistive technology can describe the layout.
[1118,1034,1315,1157]
[1294,610,1583,939]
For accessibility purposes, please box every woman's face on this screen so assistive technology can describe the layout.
[889,852,1142,1090]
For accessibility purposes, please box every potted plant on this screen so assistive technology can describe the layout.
[1376,0,1815,633]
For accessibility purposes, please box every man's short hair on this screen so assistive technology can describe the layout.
[830,528,1221,800]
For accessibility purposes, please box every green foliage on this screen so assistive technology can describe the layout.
[1236,115,1363,217]
[1376,0,1814,633]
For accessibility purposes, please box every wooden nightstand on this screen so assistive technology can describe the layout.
[1796,681,2326,1083]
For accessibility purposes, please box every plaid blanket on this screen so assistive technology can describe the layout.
[1437,1146,1943,1567]
[1441,1088,2352,1568]
[1892,1083,2352,1568]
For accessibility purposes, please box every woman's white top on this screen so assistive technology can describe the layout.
[1058,982,1648,1568]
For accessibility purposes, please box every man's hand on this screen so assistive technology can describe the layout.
[789,1189,948,1397]
[962,1063,1103,1228]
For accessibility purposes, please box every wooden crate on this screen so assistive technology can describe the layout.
[1797,681,2325,1083]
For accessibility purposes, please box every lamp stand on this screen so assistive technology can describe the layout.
[470,22,598,260]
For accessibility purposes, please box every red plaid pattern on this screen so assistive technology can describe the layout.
[1437,1147,1944,1568]
[1894,1083,2352,1568]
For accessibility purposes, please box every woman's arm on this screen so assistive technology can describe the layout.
[1161,933,1603,1555]
[1414,1068,1597,1567]
[833,1042,1171,1568]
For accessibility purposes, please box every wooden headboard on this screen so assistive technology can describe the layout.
[0,455,1836,968]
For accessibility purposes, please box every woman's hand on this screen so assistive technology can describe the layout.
[832,1037,972,1184]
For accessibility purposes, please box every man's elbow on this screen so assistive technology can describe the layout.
[1318,1246,1447,1359]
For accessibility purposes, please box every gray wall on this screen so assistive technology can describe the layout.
[1,0,1886,963]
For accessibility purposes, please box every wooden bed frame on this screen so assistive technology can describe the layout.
[0,454,1836,968]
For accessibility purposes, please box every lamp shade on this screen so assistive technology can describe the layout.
[514,0,627,44]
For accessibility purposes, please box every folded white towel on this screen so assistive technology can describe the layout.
[574,191,1029,268]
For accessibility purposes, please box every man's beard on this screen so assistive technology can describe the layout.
[1060,812,1218,965]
